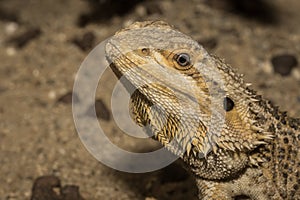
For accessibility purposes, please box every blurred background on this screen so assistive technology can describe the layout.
[0,0,299,199]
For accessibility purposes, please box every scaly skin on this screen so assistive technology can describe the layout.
[105,21,300,199]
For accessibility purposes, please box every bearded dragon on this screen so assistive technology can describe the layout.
[105,21,300,200]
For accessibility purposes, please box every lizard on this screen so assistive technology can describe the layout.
[105,21,300,200]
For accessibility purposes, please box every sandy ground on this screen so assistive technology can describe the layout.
[0,0,299,199]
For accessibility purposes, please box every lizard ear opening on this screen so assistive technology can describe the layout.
[223,97,235,111]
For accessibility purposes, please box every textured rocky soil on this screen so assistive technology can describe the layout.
[0,0,299,199]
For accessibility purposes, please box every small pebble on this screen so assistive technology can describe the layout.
[58,148,66,155]
[271,54,298,76]
[5,22,19,34]
[48,91,57,100]
[32,69,40,77]
[135,5,147,17]
[145,197,157,200]
[260,61,273,74]
[291,68,300,80]
[6,47,16,56]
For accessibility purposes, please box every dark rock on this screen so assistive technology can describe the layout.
[57,91,79,104]
[31,176,62,200]
[95,99,110,121]
[7,27,42,48]
[71,32,96,52]
[271,54,298,76]
[61,185,85,200]
[31,176,85,200]
[85,99,111,121]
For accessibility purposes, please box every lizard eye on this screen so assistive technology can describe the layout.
[175,53,190,67]
[223,97,235,111]
[139,48,150,55]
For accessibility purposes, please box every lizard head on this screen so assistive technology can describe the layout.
[105,21,273,159]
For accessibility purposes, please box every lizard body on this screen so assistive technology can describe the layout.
[105,21,300,200]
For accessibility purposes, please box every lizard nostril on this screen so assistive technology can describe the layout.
[223,97,235,111]
[175,53,190,67]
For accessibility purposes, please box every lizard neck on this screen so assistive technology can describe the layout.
[130,86,300,183]
[130,89,250,180]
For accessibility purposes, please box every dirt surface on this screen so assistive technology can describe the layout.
[0,0,299,199]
